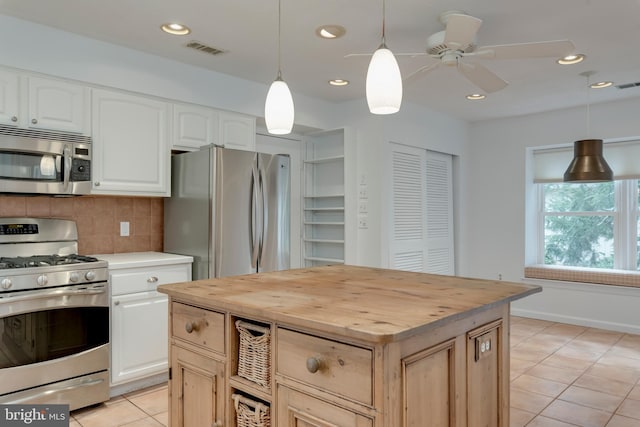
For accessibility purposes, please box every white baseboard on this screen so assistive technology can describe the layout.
[511,307,640,335]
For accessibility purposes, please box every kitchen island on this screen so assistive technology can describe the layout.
[158,265,541,427]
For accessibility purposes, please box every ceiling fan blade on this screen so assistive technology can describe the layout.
[443,13,482,49]
[343,53,372,58]
[457,62,508,93]
[474,40,575,59]
[404,62,441,84]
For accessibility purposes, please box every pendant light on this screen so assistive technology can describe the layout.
[265,0,294,135]
[563,71,613,182]
[366,0,403,115]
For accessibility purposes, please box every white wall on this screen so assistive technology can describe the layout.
[464,97,640,334]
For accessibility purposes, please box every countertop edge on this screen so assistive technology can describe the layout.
[91,251,194,270]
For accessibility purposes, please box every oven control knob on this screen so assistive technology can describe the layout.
[1,278,11,290]
[36,275,48,287]
[69,272,80,282]
[85,271,96,281]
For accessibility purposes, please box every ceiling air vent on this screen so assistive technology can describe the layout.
[616,81,640,90]
[186,41,227,56]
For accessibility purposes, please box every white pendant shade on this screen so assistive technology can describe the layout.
[366,47,403,115]
[265,77,294,135]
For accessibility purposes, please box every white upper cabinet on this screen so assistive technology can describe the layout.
[0,69,90,135]
[173,103,219,151]
[219,111,256,151]
[91,89,170,196]
[0,69,20,127]
[27,76,90,134]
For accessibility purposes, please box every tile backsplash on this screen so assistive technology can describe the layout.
[0,195,163,255]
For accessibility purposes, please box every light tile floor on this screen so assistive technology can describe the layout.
[70,317,640,426]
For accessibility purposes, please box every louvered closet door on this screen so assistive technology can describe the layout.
[388,143,454,274]
[425,150,454,275]
[389,143,428,272]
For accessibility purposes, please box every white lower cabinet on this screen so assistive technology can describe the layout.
[95,252,193,394]
[111,290,169,385]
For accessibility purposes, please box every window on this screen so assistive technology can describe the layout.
[539,180,640,271]
[529,140,640,286]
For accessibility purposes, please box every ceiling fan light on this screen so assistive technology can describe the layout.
[557,54,585,65]
[265,77,294,135]
[366,47,403,115]
[590,81,613,89]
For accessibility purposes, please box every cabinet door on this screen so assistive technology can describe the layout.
[173,104,219,151]
[92,89,170,196]
[0,69,20,126]
[28,76,89,134]
[111,291,168,385]
[276,386,372,427]
[219,111,256,151]
[171,346,225,427]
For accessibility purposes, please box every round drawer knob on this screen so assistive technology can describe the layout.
[306,356,321,374]
[11,116,17,122]
[147,276,159,283]
[31,118,38,124]
[185,321,198,334]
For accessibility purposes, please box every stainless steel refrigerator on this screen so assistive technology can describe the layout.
[164,146,290,279]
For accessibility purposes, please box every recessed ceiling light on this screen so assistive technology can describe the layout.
[466,94,486,100]
[161,23,191,36]
[329,79,349,86]
[590,81,613,89]
[316,25,346,39]
[557,54,585,65]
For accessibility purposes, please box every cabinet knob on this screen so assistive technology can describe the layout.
[306,356,322,374]
[114,300,120,306]
[212,421,223,427]
[147,276,159,283]
[94,182,101,187]
[185,321,199,334]
[31,118,38,124]
[11,116,17,122]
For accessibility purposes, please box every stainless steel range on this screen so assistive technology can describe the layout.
[0,218,109,410]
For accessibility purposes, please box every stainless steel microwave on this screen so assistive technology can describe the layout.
[0,132,92,195]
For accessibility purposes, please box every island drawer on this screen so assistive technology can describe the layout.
[172,302,225,354]
[276,328,373,405]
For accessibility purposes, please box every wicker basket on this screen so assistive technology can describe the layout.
[232,394,270,427]
[236,320,271,387]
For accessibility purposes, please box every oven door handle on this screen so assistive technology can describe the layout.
[1,286,106,304]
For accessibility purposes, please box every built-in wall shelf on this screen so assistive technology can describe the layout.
[302,129,348,267]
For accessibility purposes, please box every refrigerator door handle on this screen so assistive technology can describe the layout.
[258,167,268,265]
[250,167,260,268]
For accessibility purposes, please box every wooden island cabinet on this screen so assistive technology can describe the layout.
[158,265,540,427]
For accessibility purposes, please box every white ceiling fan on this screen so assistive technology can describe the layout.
[403,11,576,93]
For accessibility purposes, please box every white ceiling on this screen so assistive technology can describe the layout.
[1,0,640,122]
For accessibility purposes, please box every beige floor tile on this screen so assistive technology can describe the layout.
[543,323,588,339]
[120,417,164,426]
[606,415,640,427]
[629,385,640,401]
[510,407,536,427]
[69,419,82,427]
[153,412,168,427]
[127,386,168,416]
[608,345,640,361]
[617,398,640,420]
[543,353,595,371]
[541,400,612,427]
[511,344,555,363]
[574,374,635,397]
[511,356,538,373]
[73,401,148,427]
[526,363,585,384]
[527,415,583,427]
[555,343,607,362]
[585,364,640,385]
[511,374,569,398]
[577,328,624,346]
[558,385,625,412]
[598,354,640,370]
[510,388,554,413]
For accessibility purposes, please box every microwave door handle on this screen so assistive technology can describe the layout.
[63,144,72,191]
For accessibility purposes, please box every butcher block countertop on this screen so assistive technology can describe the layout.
[158,265,541,344]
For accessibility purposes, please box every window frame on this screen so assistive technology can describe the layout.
[536,179,638,271]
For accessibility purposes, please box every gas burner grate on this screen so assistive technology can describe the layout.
[0,254,99,269]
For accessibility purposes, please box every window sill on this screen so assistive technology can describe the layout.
[524,265,640,289]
